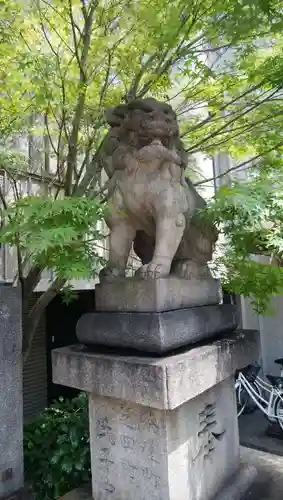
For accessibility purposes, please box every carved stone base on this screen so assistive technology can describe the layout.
[52,330,259,500]
[76,304,238,353]
[95,276,222,312]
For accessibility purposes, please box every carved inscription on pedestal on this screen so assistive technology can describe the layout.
[193,403,226,462]
[93,399,165,500]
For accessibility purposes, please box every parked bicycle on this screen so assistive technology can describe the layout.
[235,363,262,416]
[235,358,283,431]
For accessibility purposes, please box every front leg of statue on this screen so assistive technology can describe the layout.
[137,214,185,279]
[99,221,136,282]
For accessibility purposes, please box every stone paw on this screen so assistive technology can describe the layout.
[172,260,211,280]
[136,262,170,280]
[99,266,125,283]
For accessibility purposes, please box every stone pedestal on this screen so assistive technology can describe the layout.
[77,277,237,353]
[0,285,23,499]
[76,304,238,353]
[52,330,259,500]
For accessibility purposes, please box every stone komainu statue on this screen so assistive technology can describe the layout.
[99,97,217,281]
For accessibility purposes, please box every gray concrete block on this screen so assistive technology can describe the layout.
[76,304,238,353]
[95,276,222,312]
[52,329,260,409]
[0,285,23,499]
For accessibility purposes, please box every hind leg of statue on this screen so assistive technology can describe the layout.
[171,259,211,279]
[172,232,214,279]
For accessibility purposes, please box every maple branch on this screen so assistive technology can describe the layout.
[185,87,282,154]
[65,0,97,195]
[23,276,65,363]
[194,139,283,187]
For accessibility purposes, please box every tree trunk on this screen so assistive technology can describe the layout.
[22,277,66,364]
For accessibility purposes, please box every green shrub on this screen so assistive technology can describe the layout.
[24,392,90,499]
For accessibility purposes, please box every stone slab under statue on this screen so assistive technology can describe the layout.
[95,276,222,312]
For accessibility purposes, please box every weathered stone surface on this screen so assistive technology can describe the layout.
[76,304,238,353]
[88,378,247,500]
[0,285,23,499]
[95,276,222,312]
[52,329,260,410]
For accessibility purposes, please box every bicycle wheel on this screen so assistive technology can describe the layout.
[236,385,248,417]
[274,393,283,432]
